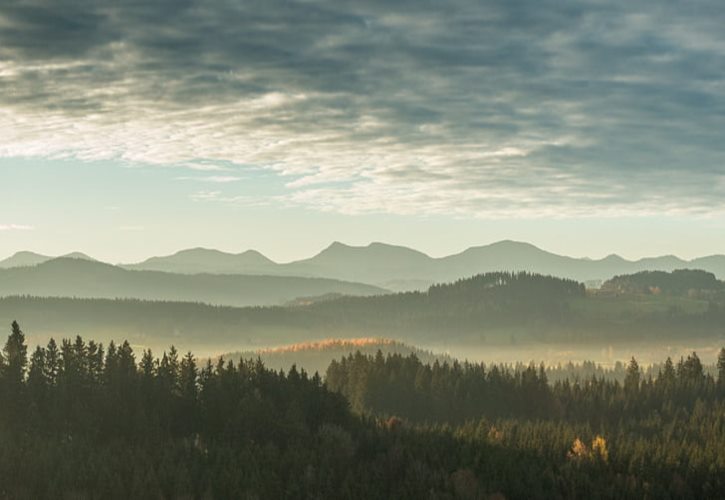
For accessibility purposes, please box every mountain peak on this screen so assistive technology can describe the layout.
[0,251,52,269]
[315,241,429,259]
[602,253,625,262]
[172,247,231,258]
[327,241,350,250]
[457,240,546,257]
[122,247,276,274]
[62,252,96,261]
[489,240,539,249]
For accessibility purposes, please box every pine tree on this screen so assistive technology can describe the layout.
[660,357,676,386]
[45,338,60,386]
[624,357,640,395]
[179,352,198,434]
[180,352,198,401]
[1,321,28,425]
[27,346,48,418]
[717,348,725,387]
[3,321,28,386]
[678,352,704,384]
[140,349,156,380]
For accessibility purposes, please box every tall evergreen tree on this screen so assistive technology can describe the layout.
[660,357,676,385]
[677,352,704,384]
[1,321,28,425]
[45,338,60,386]
[27,346,48,403]
[624,357,640,395]
[3,321,28,386]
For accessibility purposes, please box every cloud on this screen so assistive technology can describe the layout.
[177,175,242,183]
[190,190,221,202]
[1,0,725,217]
[0,224,34,231]
[118,225,145,232]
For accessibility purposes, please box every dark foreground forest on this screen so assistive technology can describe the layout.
[1,322,725,499]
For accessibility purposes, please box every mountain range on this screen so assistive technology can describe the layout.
[2,240,725,290]
[0,251,95,268]
[0,257,384,307]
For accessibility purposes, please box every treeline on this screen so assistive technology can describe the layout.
[326,350,725,422]
[2,322,725,497]
[220,338,451,375]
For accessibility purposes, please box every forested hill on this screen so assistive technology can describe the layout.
[428,271,584,301]
[601,269,724,296]
[217,338,452,375]
[313,271,585,315]
[3,270,725,352]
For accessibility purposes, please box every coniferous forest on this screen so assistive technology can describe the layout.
[1,321,725,499]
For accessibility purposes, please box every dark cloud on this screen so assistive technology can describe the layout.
[1,0,724,216]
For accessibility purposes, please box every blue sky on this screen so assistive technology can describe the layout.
[1,0,725,262]
[2,157,724,263]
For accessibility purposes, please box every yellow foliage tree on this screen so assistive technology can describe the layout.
[567,436,608,463]
[567,438,590,461]
[591,435,609,463]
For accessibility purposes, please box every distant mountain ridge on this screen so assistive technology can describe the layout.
[0,251,95,268]
[123,248,277,275]
[124,241,725,289]
[3,241,725,290]
[0,257,385,307]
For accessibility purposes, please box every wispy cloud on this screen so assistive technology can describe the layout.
[190,190,222,202]
[177,176,242,183]
[1,0,724,217]
[118,225,145,232]
[0,224,34,231]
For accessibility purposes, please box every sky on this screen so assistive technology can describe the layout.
[1,0,725,263]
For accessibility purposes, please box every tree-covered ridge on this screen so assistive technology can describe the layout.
[428,271,585,300]
[3,266,725,353]
[601,269,724,296]
[218,337,451,375]
[4,273,725,354]
[1,322,725,498]
[306,271,588,332]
